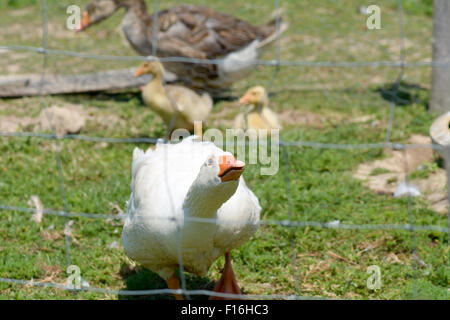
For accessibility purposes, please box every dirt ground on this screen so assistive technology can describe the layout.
[353,134,448,213]
[0,103,124,135]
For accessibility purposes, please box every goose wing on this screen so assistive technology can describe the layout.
[155,5,274,59]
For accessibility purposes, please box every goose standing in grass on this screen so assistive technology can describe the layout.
[234,86,282,134]
[78,0,287,95]
[122,137,261,299]
[135,60,212,134]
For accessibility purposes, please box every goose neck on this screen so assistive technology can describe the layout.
[121,0,154,54]
[183,179,238,219]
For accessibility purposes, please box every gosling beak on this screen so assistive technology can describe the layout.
[77,11,90,32]
[239,94,251,105]
[134,66,144,77]
[218,155,245,182]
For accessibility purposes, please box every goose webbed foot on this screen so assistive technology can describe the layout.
[166,272,184,300]
[209,252,242,300]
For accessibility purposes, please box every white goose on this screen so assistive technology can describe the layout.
[122,137,261,299]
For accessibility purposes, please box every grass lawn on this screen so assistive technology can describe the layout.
[0,0,448,299]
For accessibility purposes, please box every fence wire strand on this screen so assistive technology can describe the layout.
[2,44,449,68]
[0,0,448,300]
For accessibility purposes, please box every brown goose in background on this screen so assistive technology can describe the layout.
[79,0,288,96]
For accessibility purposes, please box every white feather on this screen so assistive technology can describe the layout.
[219,40,260,80]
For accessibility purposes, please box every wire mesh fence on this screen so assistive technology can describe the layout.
[0,0,449,299]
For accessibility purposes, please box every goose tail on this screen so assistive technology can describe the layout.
[258,9,288,49]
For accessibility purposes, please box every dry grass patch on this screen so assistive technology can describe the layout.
[353,134,448,213]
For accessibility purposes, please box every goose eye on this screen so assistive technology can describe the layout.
[207,158,214,166]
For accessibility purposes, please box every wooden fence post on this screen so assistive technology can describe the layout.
[430,0,450,113]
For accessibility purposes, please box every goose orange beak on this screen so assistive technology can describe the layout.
[134,66,145,77]
[77,11,90,32]
[218,155,245,182]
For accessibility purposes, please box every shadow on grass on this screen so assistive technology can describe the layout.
[375,81,429,107]
[118,263,217,300]
[60,89,238,107]
[60,91,144,105]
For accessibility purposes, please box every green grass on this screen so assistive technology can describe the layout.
[401,0,434,16]
[0,0,37,9]
[0,1,448,300]
[409,161,439,180]
[370,168,392,176]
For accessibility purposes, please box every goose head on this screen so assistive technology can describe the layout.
[183,152,245,216]
[134,60,165,78]
[78,0,119,31]
[79,0,142,31]
[239,86,269,110]
[205,153,245,184]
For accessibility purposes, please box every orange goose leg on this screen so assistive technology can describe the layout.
[209,252,242,300]
[166,272,183,300]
